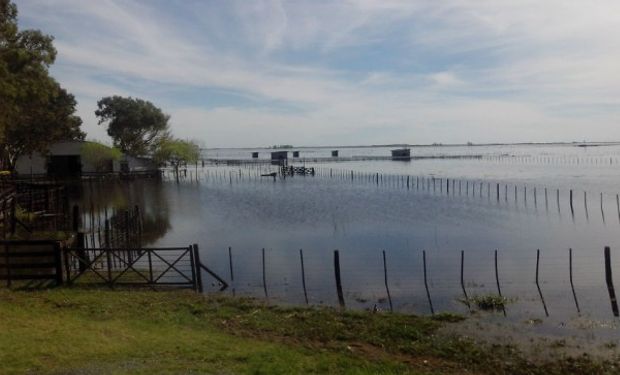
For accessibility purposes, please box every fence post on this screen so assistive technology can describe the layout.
[53,242,63,286]
[535,249,549,316]
[494,250,506,316]
[461,250,470,311]
[10,199,16,235]
[300,249,309,305]
[188,245,198,291]
[423,250,434,315]
[334,250,345,309]
[262,248,268,299]
[382,250,393,312]
[604,246,619,317]
[228,246,234,295]
[569,248,580,314]
[191,244,203,293]
[103,218,113,277]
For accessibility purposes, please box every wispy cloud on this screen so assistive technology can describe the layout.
[14,0,620,146]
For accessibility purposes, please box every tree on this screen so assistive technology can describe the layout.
[95,96,170,156]
[0,0,84,170]
[152,138,200,182]
[81,141,122,172]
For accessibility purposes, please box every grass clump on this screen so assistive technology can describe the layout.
[467,294,511,311]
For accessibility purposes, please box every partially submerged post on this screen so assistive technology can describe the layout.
[535,249,549,317]
[382,250,393,312]
[334,250,345,309]
[423,250,434,315]
[604,246,619,317]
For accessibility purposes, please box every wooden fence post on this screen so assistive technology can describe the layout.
[193,244,203,293]
[382,250,393,312]
[535,249,549,316]
[334,250,345,309]
[461,250,470,311]
[262,248,268,299]
[604,246,619,317]
[300,249,309,305]
[494,250,506,316]
[423,250,434,315]
[569,248,580,314]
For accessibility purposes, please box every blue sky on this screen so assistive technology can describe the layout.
[14,0,620,147]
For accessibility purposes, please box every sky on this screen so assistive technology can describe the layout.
[13,0,620,147]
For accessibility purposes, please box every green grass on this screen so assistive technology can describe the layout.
[465,294,511,311]
[0,288,617,374]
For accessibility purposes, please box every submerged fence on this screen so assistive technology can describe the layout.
[210,245,620,318]
[162,164,620,226]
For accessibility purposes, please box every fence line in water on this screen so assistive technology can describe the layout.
[161,165,620,226]
[480,154,620,166]
[216,246,619,318]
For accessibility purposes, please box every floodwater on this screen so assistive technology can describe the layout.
[81,143,620,337]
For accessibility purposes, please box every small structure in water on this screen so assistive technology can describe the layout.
[331,150,339,157]
[391,148,411,160]
[251,152,259,158]
[271,151,288,165]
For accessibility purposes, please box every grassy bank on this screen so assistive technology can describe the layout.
[0,288,617,374]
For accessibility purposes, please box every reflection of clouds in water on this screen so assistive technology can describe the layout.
[89,166,620,322]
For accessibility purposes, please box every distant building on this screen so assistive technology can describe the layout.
[119,155,157,173]
[270,151,288,161]
[331,150,339,157]
[14,141,157,178]
[391,148,411,160]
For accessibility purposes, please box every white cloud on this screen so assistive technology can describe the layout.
[13,0,620,146]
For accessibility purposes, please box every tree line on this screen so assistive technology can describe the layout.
[0,0,199,173]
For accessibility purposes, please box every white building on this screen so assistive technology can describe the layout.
[14,141,157,178]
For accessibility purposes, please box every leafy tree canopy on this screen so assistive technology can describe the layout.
[152,138,200,168]
[81,141,122,172]
[0,0,84,169]
[95,96,170,157]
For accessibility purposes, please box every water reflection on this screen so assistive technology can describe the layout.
[72,145,620,338]
[74,180,171,246]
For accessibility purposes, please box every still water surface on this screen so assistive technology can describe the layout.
[83,144,620,332]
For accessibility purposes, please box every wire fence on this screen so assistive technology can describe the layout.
[194,245,620,320]
[160,164,620,227]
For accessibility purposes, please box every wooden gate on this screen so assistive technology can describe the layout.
[0,240,63,287]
